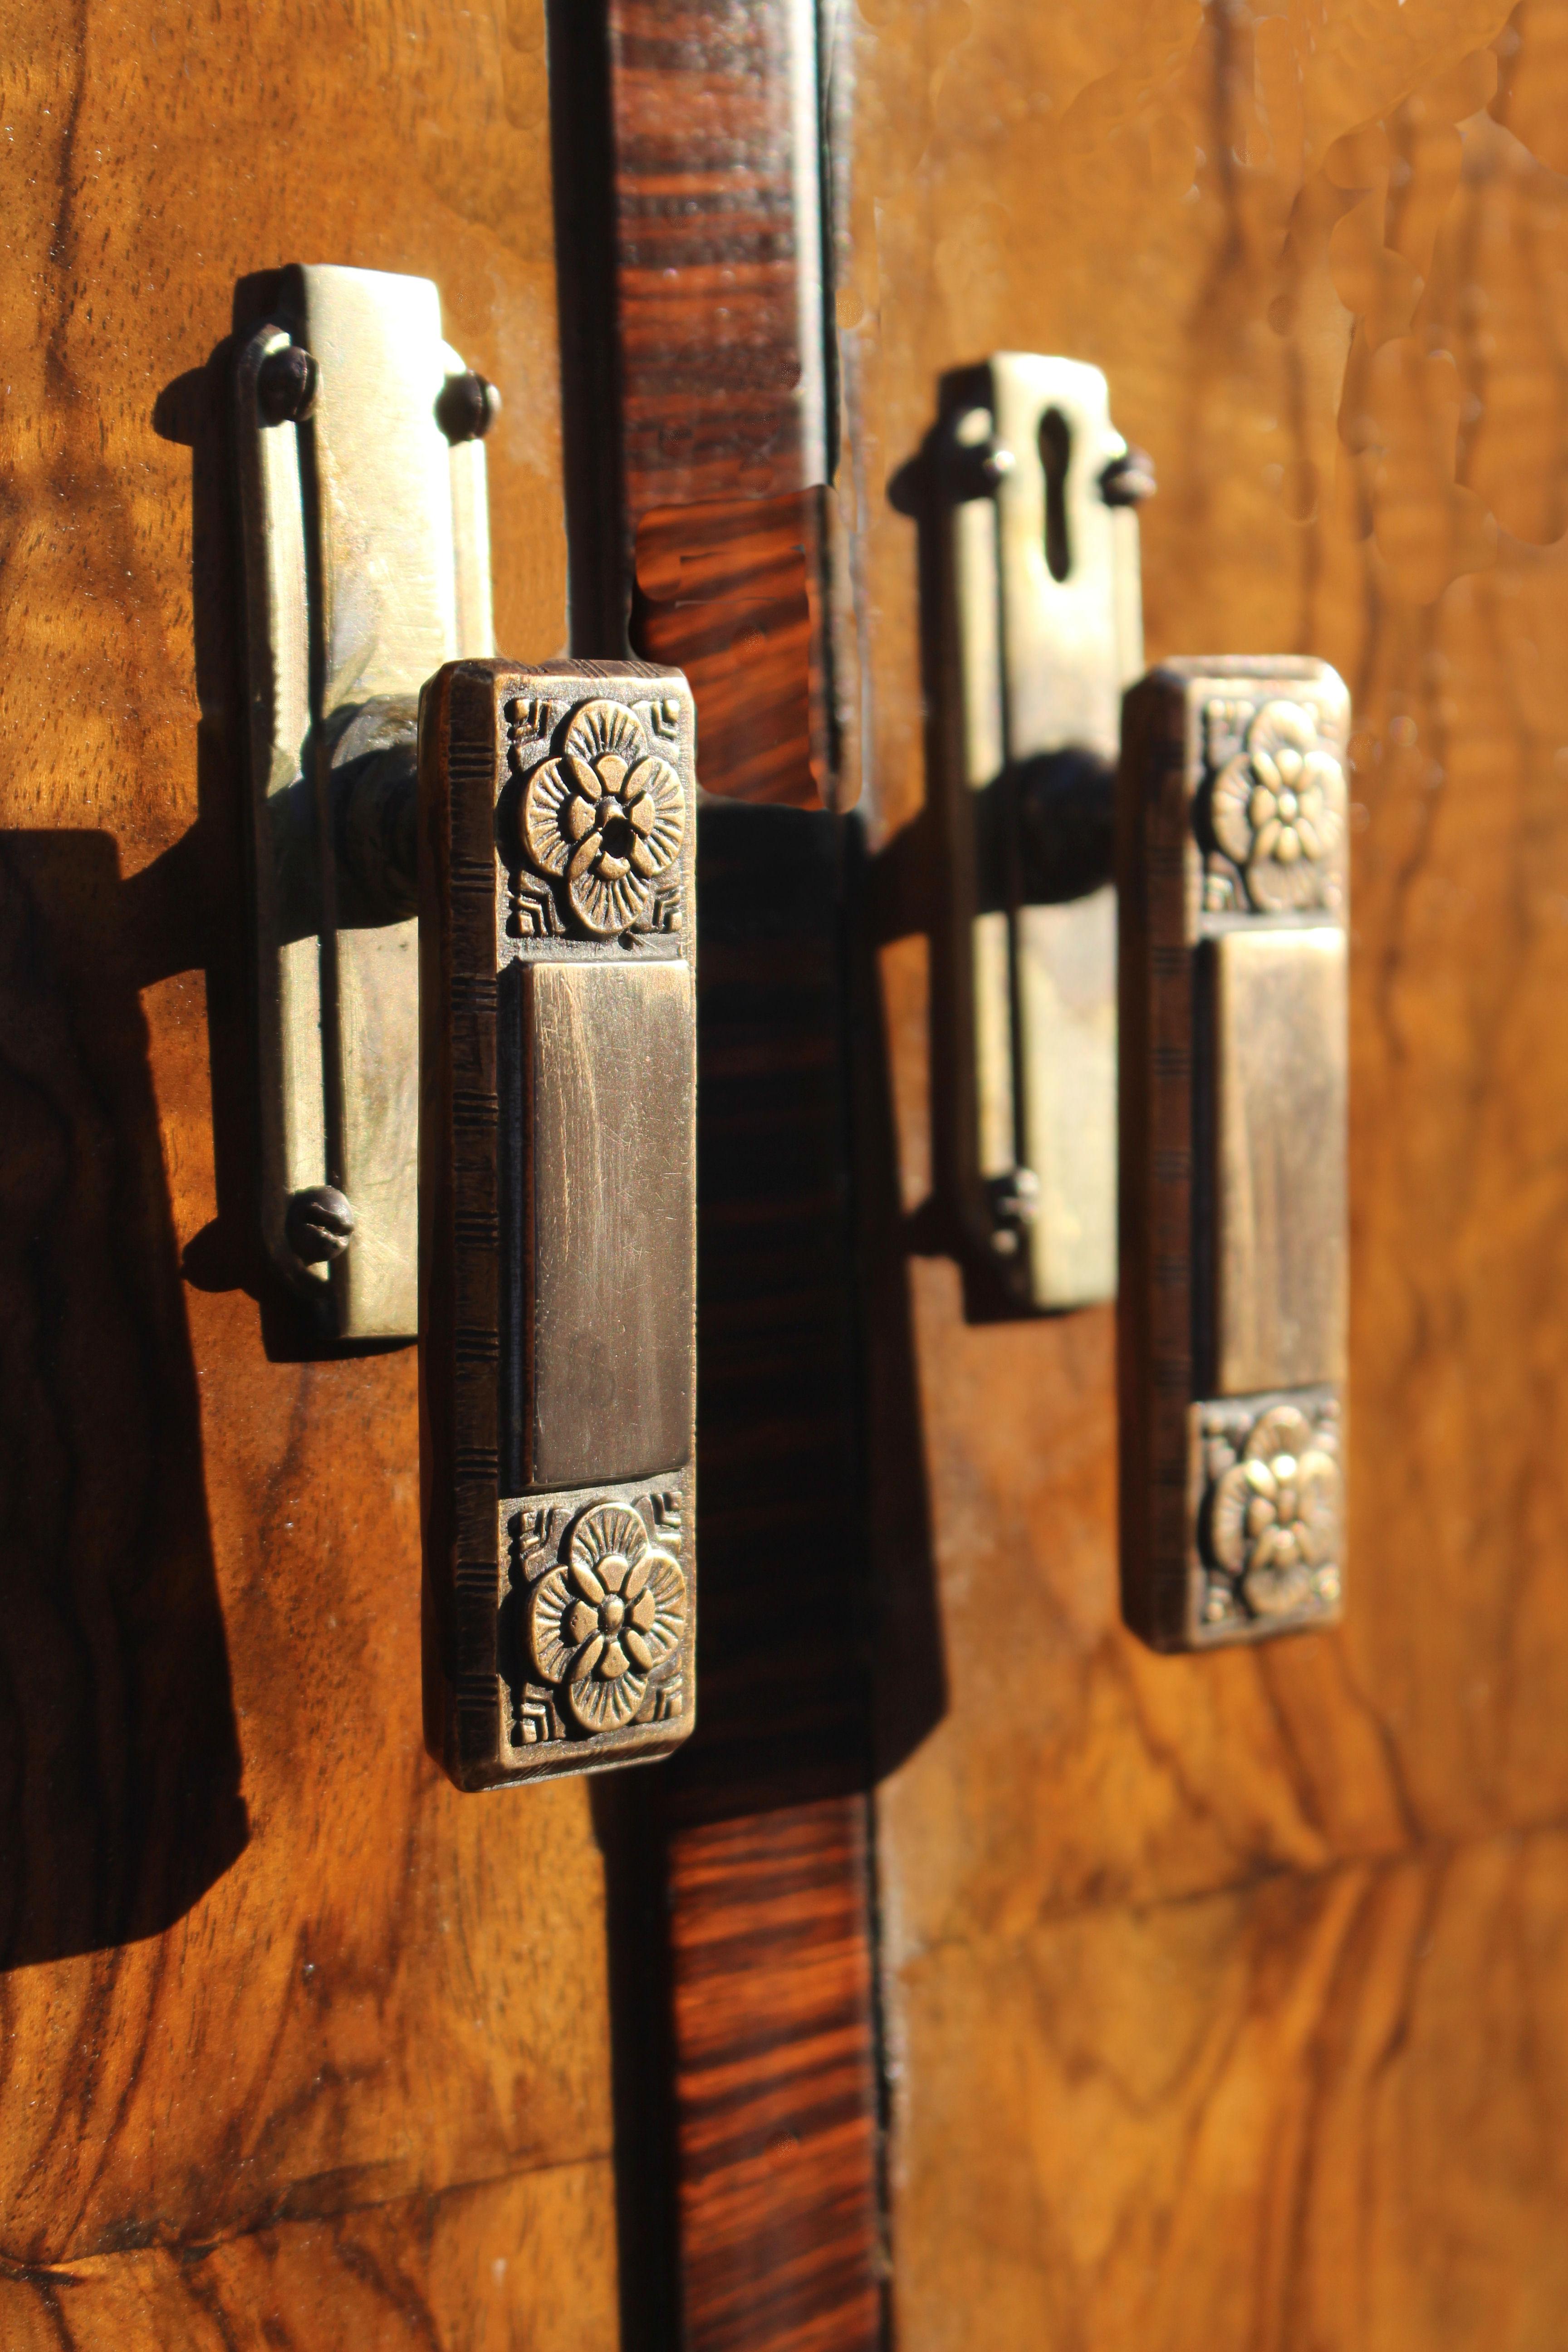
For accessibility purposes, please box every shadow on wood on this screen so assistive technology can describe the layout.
[0,833,246,1966]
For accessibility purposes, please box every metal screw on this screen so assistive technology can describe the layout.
[951,408,1015,498]
[987,1167,1040,1257]
[1100,446,1156,506]
[257,343,319,426]
[287,1185,356,1264]
[436,370,502,445]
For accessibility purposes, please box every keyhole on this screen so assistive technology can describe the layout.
[1039,408,1072,583]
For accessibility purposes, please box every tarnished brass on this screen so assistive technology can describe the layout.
[420,659,697,1788]
[937,355,1145,1307]
[1118,659,1351,1649]
[1210,926,1348,1396]
[517,961,695,1490]
[235,263,495,1340]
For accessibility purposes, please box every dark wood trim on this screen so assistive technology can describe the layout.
[549,6,887,2346]
[669,1802,882,2352]
[604,0,837,815]
[663,798,885,2352]
[608,0,823,521]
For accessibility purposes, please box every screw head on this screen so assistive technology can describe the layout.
[436,370,501,445]
[987,1167,1041,1256]
[1100,446,1156,507]
[286,1185,356,1264]
[256,343,319,427]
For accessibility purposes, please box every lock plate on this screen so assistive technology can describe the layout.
[939,354,1145,1308]
[235,264,495,1339]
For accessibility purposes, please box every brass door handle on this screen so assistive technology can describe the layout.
[235,267,697,1784]
[419,661,696,1785]
[938,354,1348,1647]
[1117,663,1349,1648]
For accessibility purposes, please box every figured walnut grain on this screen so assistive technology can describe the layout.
[847,0,1568,2342]
[0,0,619,2303]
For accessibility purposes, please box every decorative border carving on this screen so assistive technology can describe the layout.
[1190,1386,1343,1642]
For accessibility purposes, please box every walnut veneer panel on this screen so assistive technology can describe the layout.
[0,2159,618,2350]
[886,1829,1568,2352]
[852,0,1568,1906]
[844,0,1568,2339]
[0,0,617,2292]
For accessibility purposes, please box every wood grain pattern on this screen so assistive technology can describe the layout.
[634,492,826,808]
[669,1805,881,2352]
[575,6,884,2337]
[886,1828,1568,2352]
[598,0,836,810]
[658,802,884,2352]
[608,0,816,520]
[0,2158,619,2350]
[0,0,627,2324]
[839,0,1568,2338]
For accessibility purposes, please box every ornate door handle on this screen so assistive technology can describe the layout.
[938,354,1349,1647]
[1117,662,1349,1648]
[419,661,696,1784]
[235,267,697,1784]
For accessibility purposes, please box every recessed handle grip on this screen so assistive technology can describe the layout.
[419,658,697,1786]
[1118,659,1349,1649]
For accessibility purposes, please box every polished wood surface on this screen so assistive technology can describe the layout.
[596,0,836,812]
[608,0,814,519]
[635,491,826,808]
[588,6,885,2344]
[660,801,883,2352]
[0,0,622,2332]
[1,2163,618,2349]
[842,0,1568,2340]
[10,0,1564,2340]
[669,1804,880,2352]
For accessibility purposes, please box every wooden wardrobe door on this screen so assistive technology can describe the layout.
[0,6,619,2340]
[839,4,1568,2347]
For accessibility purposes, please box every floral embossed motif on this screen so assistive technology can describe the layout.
[1210,700,1345,913]
[1208,1403,1342,1618]
[519,699,684,936]
[528,1500,686,1731]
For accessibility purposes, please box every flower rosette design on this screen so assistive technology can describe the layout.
[1209,1404,1341,1618]
[1211,699,1345,913]
[528,1501,686,1732]
[519,699,685,936]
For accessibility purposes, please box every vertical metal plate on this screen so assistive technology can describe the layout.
[235,264,495,1339]
[1118,658,1351,1650]
[519,961,696,1489]
[1211,926,1348,1396]
[939,355,1143,1308]
[420,658,698,1789]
